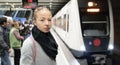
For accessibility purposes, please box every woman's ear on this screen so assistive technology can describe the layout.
[32,17,36,25]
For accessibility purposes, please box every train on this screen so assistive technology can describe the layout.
[52,0,114,65]
[0,8,33,24]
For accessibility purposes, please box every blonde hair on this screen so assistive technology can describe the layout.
[33,7,52,20]
[12,20,19,28]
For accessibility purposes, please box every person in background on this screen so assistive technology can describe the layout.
[9,21,24,65]
[0,17,11,65]
[21,20,31,39]
[20,7,58,65]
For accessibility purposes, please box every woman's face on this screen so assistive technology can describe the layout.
[34,9,52,33]
[15,22,20,29]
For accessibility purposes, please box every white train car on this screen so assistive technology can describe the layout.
[52,0,114,65]
[0,8,33,24]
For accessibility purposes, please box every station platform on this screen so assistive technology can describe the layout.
[0,28,118,65]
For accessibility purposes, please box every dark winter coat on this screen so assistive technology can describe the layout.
[0,26,9,56]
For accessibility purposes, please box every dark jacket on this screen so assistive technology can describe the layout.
[3,27,10,47]
[0,26,9,56]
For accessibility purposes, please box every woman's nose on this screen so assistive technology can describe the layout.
[45,20,49,25]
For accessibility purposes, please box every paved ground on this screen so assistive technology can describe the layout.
[10,57,14,65]
[10,49,14,65]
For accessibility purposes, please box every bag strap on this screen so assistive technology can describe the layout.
[30,36,36,63]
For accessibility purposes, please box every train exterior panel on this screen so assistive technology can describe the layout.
[53,0,114,65]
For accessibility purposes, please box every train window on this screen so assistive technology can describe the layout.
[78,0,109,36]
[63,14,67,31]
[4,10,16,17]
[81,13,108,21]
[16,10,31,19]
[0,10,5,15]
[16,11,26,17]
[25,10,31,20]
[53,18,56,25]
[56,17,62,28]
[67,13,69,32]
[83,23,107,36]
[55,14,68,32]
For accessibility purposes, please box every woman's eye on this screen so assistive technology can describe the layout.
[48,19,51,21]
[40,19,44,21]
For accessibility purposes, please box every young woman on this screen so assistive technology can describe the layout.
[20,7,58,65]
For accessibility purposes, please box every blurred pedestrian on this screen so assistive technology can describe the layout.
[9,21,24,65]
[0,17,11,65]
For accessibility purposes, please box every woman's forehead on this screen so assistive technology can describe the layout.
[37,8,51,14]
[36,10,52,17]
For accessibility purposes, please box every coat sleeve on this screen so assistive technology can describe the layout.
[20,37,34,65]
